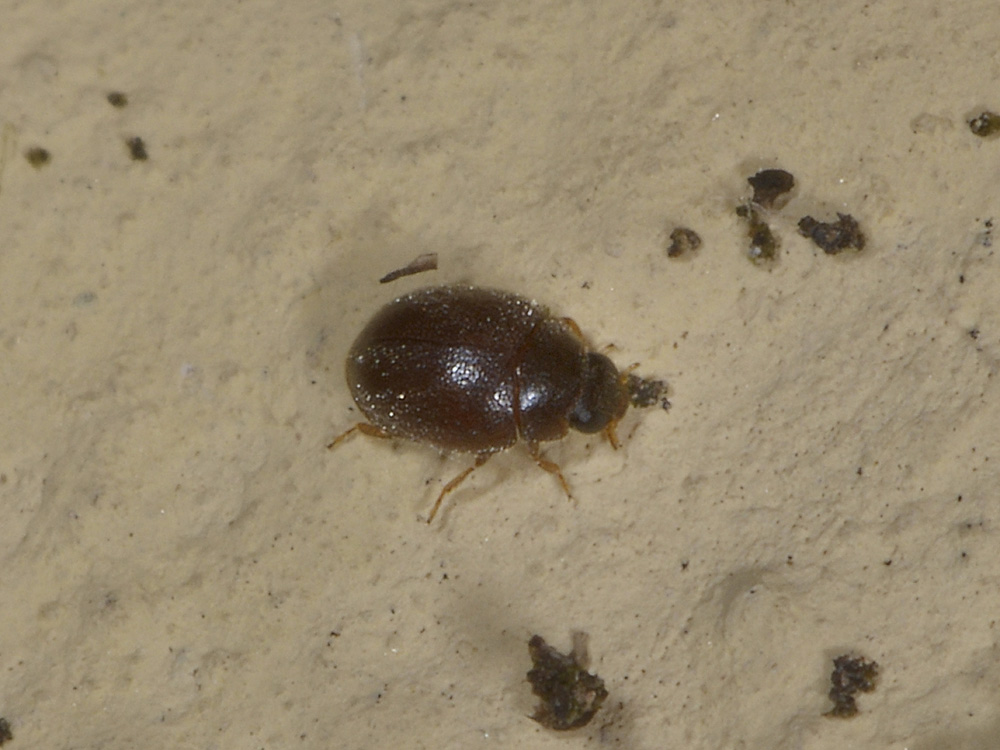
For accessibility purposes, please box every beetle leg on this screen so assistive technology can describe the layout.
[558,317,586,341]
[604,422,621,450]
[598,363,635,449]
[527,442,573,501]
[426,453,493,524]
[327,422,391,450]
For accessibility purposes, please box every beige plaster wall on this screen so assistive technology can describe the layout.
[1,1,999,748]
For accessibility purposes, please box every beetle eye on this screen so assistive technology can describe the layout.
[568,353,628,434]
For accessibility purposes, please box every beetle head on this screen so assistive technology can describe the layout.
[568,352,630,437]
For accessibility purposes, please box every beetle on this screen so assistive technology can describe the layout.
[329,284,632,522]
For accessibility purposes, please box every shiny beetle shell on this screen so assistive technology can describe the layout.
[337,284,631,521]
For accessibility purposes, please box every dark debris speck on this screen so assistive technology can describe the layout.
[825,654,879,718]
[666,227,702,258]
[737,203,779,264]
[107,91,129,108]
[748,169,795,209]
[969,111,1000,138]
[626,374,670,411]
[24,147,51,167]
[379,253,438,283]
[798,213,865,254]
[527,634,608,731]
[126,136,148,161]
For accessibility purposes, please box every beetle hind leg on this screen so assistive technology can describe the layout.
[327,422,392,450]
[426,453,494,524]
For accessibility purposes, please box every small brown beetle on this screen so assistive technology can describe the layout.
[329,285,631,522]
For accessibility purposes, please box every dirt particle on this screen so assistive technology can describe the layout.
[527,633,608,730]
[24,147,51,167]
[379,253,438,283]
[969,111,1000,138]
[736,203,779,264]
[797,213,865,254]
[748,168,795,209]
[825,654,879,718]
[626,374,670,411]
[126,136,148,161]
[666,226,702,258]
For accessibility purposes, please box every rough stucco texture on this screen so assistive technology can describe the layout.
[1,1,999,748]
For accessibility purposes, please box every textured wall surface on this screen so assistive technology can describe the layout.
[2,1,999,748]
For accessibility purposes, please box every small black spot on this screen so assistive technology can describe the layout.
[126,136,148,161]
[969,111,1000,138]
[0,717,11,745]
[107,91,128,108]
[24,147,51,167]
[748,169,795,209]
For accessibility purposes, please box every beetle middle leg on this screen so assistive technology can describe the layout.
[527,442,573,501]
[426,453,494,524]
